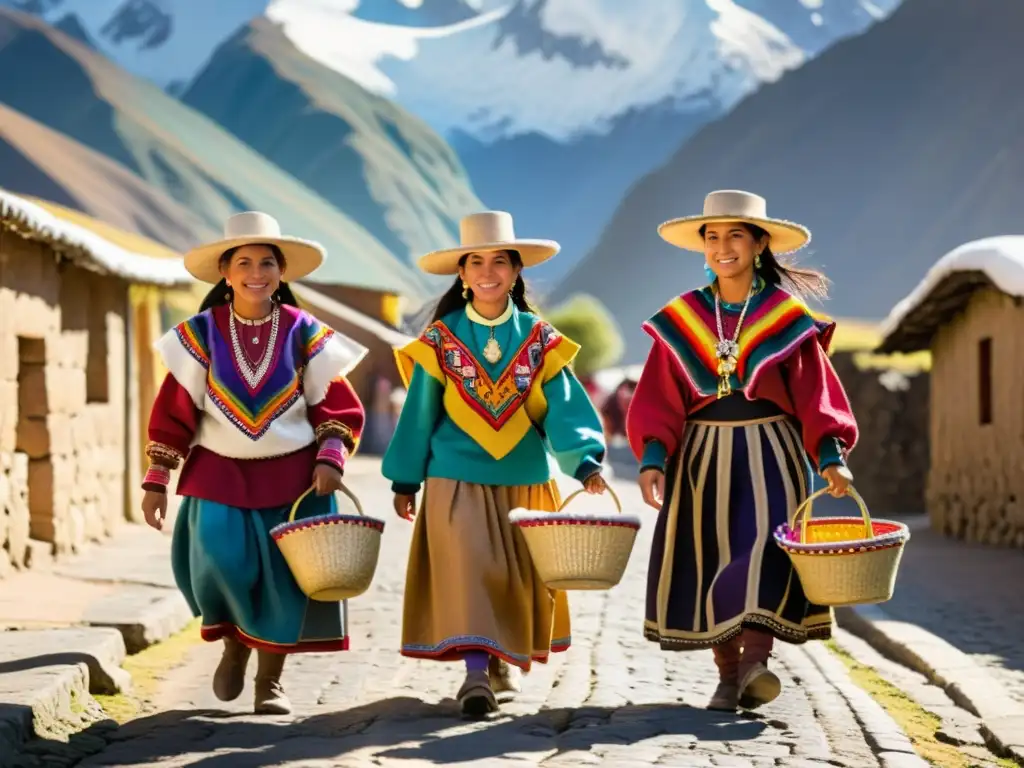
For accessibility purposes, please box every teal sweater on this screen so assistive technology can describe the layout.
[381,306,606,493]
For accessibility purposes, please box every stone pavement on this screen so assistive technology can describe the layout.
[6,459,938,768]
[868,515,1024,705]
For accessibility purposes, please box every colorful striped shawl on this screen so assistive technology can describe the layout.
[643,285,834,397]
[174,307,334,440]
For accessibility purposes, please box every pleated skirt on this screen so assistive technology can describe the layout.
[171,493,349,654]
[644,398,833,650]
[400,477,571,671]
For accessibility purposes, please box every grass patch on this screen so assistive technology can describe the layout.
[826,640,1018,768]
[94,619,202,724]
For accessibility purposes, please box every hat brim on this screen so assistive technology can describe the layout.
[417,240,560,275]
[658,215,811,255]
[184,236,326,283]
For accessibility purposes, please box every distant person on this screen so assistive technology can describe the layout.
[139,212,367,715]
[382,211,608,717]
[626,191,858,712]
[600,378,637,440]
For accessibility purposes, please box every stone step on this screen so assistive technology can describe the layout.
[0,628,129,762]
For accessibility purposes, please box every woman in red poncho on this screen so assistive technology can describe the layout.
[626,191,858,713]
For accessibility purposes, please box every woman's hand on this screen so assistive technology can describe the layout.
[638,468,665,510]
[821,464,853,498]
[394,493,417,521]
[583,472,607,494]
[313,463,344,496]
[142,490,168,531]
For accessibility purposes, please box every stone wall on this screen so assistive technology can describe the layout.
[830,352,930,516]
[0,236,128,577]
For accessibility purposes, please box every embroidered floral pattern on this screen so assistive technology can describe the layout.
[424,320,560,430]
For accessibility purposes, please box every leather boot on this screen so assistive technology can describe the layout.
[488,656,523,695]
[708,639,740,711]
[212,636,251,702]
[254,651,292,715]
[738,629,780,710]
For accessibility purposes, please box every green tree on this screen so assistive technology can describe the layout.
[544,293,624,379]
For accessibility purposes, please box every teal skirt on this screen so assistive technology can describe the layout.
[171,493,349,654]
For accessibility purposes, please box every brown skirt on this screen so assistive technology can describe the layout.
[400,477,571,671]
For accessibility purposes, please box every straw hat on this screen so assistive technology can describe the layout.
[418,211,559,275]
[183,211,326,284]
[658,190,811,255]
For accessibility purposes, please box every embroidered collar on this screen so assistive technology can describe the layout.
[465,299,514,327]
[643,285,834,397]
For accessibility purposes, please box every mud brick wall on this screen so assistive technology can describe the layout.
[0,236,128,575]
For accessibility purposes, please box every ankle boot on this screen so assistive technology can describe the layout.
[488,656,522,695]
[254,651,292,715]
[708,639,740,711]
[738,629,780,710]
[212,636,251,702]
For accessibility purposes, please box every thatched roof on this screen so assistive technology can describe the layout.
[877,237,1024,354]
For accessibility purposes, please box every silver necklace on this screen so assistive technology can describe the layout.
[229,304,280,388]
[233,309,273,345]
[713,281,754,399]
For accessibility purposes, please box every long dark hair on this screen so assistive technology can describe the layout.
[701,222,829,301]
[428,250,538,325]
[197,244,300,312]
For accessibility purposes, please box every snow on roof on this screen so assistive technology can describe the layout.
[877,236,1024,354]
[0,189,192,286]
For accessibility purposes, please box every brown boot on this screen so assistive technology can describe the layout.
[708,639,740,711]
[488,656,523,695]
[738,629,780,710]
[254,651,292,715]
[212,636,252,702]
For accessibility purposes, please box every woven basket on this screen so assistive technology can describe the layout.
[270,484,385,602]
[509,485,641,591]
[773,486,910,607]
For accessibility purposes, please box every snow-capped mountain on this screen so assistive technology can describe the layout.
[7,0,901,144]
[5,0,903,285]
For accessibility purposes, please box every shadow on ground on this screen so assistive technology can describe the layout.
[15,697,775,766]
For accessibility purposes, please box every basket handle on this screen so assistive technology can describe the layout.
[288,482,365,523]
[790,485,871,544]
[558,483,622,514]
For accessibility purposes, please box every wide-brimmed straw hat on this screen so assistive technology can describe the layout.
[184,211,326,284]
[418,211,559,275]
[658,190,811,255]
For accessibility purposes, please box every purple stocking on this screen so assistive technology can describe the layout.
[464,651,489,672]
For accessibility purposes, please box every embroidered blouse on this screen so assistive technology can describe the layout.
[381,305,606,493]
[143,303,367,508]
[626,283,858,473]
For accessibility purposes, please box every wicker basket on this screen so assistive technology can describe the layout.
[270,483,385,602]
[509,485,641,591]
[773,486,910,607]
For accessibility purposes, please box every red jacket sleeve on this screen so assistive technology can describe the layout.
[785,335,859,470]
[625,340,691,472]
[308,377,366,473]
[143,374,200,492]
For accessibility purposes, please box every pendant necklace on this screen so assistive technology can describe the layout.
[466,300,514,365]
[713,281,754,399]
[230,305,280,388]
[233,308,274,346]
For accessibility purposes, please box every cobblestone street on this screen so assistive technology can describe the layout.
[14,461,922,768]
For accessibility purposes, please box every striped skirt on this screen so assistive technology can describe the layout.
[644,396,833,650]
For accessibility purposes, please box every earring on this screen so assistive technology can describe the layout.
[461,281,469,300]
[755,252,762,269]
[703,263,716,284]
